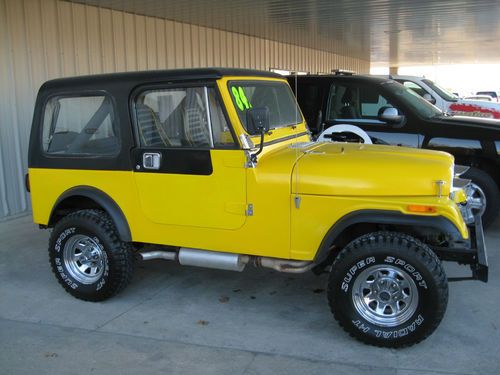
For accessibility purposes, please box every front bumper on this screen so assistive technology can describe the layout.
[470,215,488,282]
[432,215,488,282]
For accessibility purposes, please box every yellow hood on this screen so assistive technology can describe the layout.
[289,142,454,197]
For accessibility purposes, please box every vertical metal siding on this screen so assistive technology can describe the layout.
[0,0,370,220]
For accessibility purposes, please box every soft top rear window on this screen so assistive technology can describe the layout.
[42,94,120,156]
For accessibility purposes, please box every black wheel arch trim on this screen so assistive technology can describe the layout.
[50,186,132,242]
[314,209,463,264]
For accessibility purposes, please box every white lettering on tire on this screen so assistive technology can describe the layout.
[373,314,425,338]
[352,314,425,338]
[54,228,83,290]
[96,252,109,291]
[341,256,375,292]
[352,320,370,333]
[384,256,428,289]
[55,227,76,253]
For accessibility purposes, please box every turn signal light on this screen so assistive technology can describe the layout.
[407,205,437,213]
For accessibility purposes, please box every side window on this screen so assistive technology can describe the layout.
[42,95,119,155]
[326,83,392,122]
[207,89,237,148]
[135,86,236,148]
[295,81,321,121]
[360,87,389,117]
[326,84,361,120]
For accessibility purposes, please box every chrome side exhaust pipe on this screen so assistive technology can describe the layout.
[140,250,177,261]
[178,248,250,272]
[140,248,314,274]
[253,257,314,273]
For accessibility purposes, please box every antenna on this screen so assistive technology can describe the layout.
[293,71,301,209]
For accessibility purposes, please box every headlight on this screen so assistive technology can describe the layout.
[451,165,482,224]
[454,165,470,177]
[451,177,476,224]
[450,164,471,204]
[450,185,467,204]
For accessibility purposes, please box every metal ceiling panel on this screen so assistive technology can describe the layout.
[70,0,500,66]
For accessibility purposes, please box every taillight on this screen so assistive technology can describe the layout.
[25,173,30,192]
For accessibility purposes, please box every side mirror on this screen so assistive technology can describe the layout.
[423,93,436,105]
[378,106,404,125]
[246,107,270,135]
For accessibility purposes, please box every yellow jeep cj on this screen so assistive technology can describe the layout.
[28,68,488,347]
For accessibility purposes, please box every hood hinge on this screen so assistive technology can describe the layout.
[435,180,445,197]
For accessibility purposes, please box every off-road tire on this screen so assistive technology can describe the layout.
[328,231,448,348]
[49,209,134,301]
[463,167,500,228]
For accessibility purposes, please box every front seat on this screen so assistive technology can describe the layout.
[339,88,360,119]
[136,103,170,147]
[183,91,211,148]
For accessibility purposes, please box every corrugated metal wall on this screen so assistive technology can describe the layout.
[0,0,370,220]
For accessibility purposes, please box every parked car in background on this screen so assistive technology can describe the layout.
[387,75,500,119]
[464,95,495,102]
[287,73,500,227]
[476,91,499,102]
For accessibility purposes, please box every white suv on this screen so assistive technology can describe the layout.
[387,75,500,119]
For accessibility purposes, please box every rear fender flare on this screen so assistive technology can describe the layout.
[50,186,132,242]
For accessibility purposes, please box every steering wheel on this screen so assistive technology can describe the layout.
[316,124,372,144]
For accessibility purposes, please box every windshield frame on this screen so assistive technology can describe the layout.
[227,80,303,132]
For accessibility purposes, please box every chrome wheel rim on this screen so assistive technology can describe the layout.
[463,182,487,219]
[63,234,105,284]
[352,265,419,327]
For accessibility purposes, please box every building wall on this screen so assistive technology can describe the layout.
[0,0,370,220]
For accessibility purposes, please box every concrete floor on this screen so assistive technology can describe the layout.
[0,215,499,375]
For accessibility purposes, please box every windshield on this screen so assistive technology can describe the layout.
[422,79,458,102]
[228,81,302,131]
[382,81,443,119]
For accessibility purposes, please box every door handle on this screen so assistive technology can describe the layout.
[143,152,161,170]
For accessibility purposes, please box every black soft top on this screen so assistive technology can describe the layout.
[41,68,282,91]
[286,74,391,85]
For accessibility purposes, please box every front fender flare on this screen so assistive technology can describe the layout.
[314,209,463,264]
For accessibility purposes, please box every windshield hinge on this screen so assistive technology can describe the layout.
[244,151,256,168]
[245,204,254,216]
